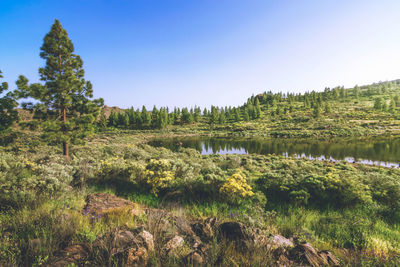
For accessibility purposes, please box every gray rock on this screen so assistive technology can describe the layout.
[165,235,184,256]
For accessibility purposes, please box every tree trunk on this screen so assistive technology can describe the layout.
[58,53,70,160]
[63,141,69,158]
[62,106,69,160]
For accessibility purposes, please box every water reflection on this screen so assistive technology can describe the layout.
[148,137,400,168]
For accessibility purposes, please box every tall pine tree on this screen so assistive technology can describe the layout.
[16,20,103,158]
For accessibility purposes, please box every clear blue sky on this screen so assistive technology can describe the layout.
[1,0,400,109]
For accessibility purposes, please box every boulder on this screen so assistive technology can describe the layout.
[139,230,154,252]
[192,217,218,242]
[270,234,294,248]
[127,246,148,266]
[92,227,154,266]
[48,244,90,267]
[165,235,184,256]
[289,242,340,267]
[185,251,204,267]
[83,193,143,217]
[218,221,250,241]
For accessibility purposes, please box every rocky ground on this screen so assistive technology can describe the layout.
[48,193,340,266]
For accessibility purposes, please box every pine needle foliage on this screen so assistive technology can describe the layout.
[16,19,103,157]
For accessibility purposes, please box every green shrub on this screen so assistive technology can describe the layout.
[256,161,375,208]
[0,152,73,209]
[97,157,146,184]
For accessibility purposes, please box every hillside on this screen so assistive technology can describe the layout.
[15,79,400,140]
[94,80,400,139]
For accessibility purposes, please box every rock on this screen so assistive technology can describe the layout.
[138,230,154,252]
[112,229,141,255]
[192,217,218,242]
[218,221,260,250]
[68,193,340,266]
[48,244,90,267]
[251,227,269,246]
[218,221,250,241]
[145,207,203,250]
[321,250,340,266]
[216,221,339,266]
[185,251,204,267]
[289,242,340,267]
[92,227,153,266]
[270,234,294,248]
[127,246,148,266]
[174,216,197,238]
[83,193,143,217]
[165,235,184,256]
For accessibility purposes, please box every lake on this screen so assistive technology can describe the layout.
[148,136,400,168]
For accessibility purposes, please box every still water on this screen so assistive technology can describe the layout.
[149,136,400,168]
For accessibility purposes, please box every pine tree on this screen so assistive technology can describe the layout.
[0,70,18,131]
[141,106,151,127]
[218,110,226,124]
[203,107,208,116]
[353,85,360,99]
[193,106,201,122]
[118,112,129,128]
[107,111,116,127]
[209,106,219,125]
[135,109,142,128]
[181,107,193,124]
[389,99,396,113]
[126,107,136,128]
[324,102,331,114]
[275,106,282,116]
[169,111,176,125]
[255,98,261,119]
[304,97,310,108]
[374,97,383,110]
[16,20,103,158]
[151,106,159,129]
[394,95,400,107]
[243,108,250,121]
[382,102,388,112]
[313,104,321,118]
[234,108,241,122]
[97,108,107,130]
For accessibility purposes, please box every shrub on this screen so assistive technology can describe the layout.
[97,157,146,184]
[256,162,374,208]
[0,152,73,209]
[145,159,175,196]
[220,171,254,203]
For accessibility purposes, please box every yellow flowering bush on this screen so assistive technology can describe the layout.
[145,159,174,196]
[99,157,126,178]
[220,171,254,202]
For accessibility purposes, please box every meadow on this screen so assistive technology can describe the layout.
[0,127,399,266]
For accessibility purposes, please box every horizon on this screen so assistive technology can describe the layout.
[1,0,400,109]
